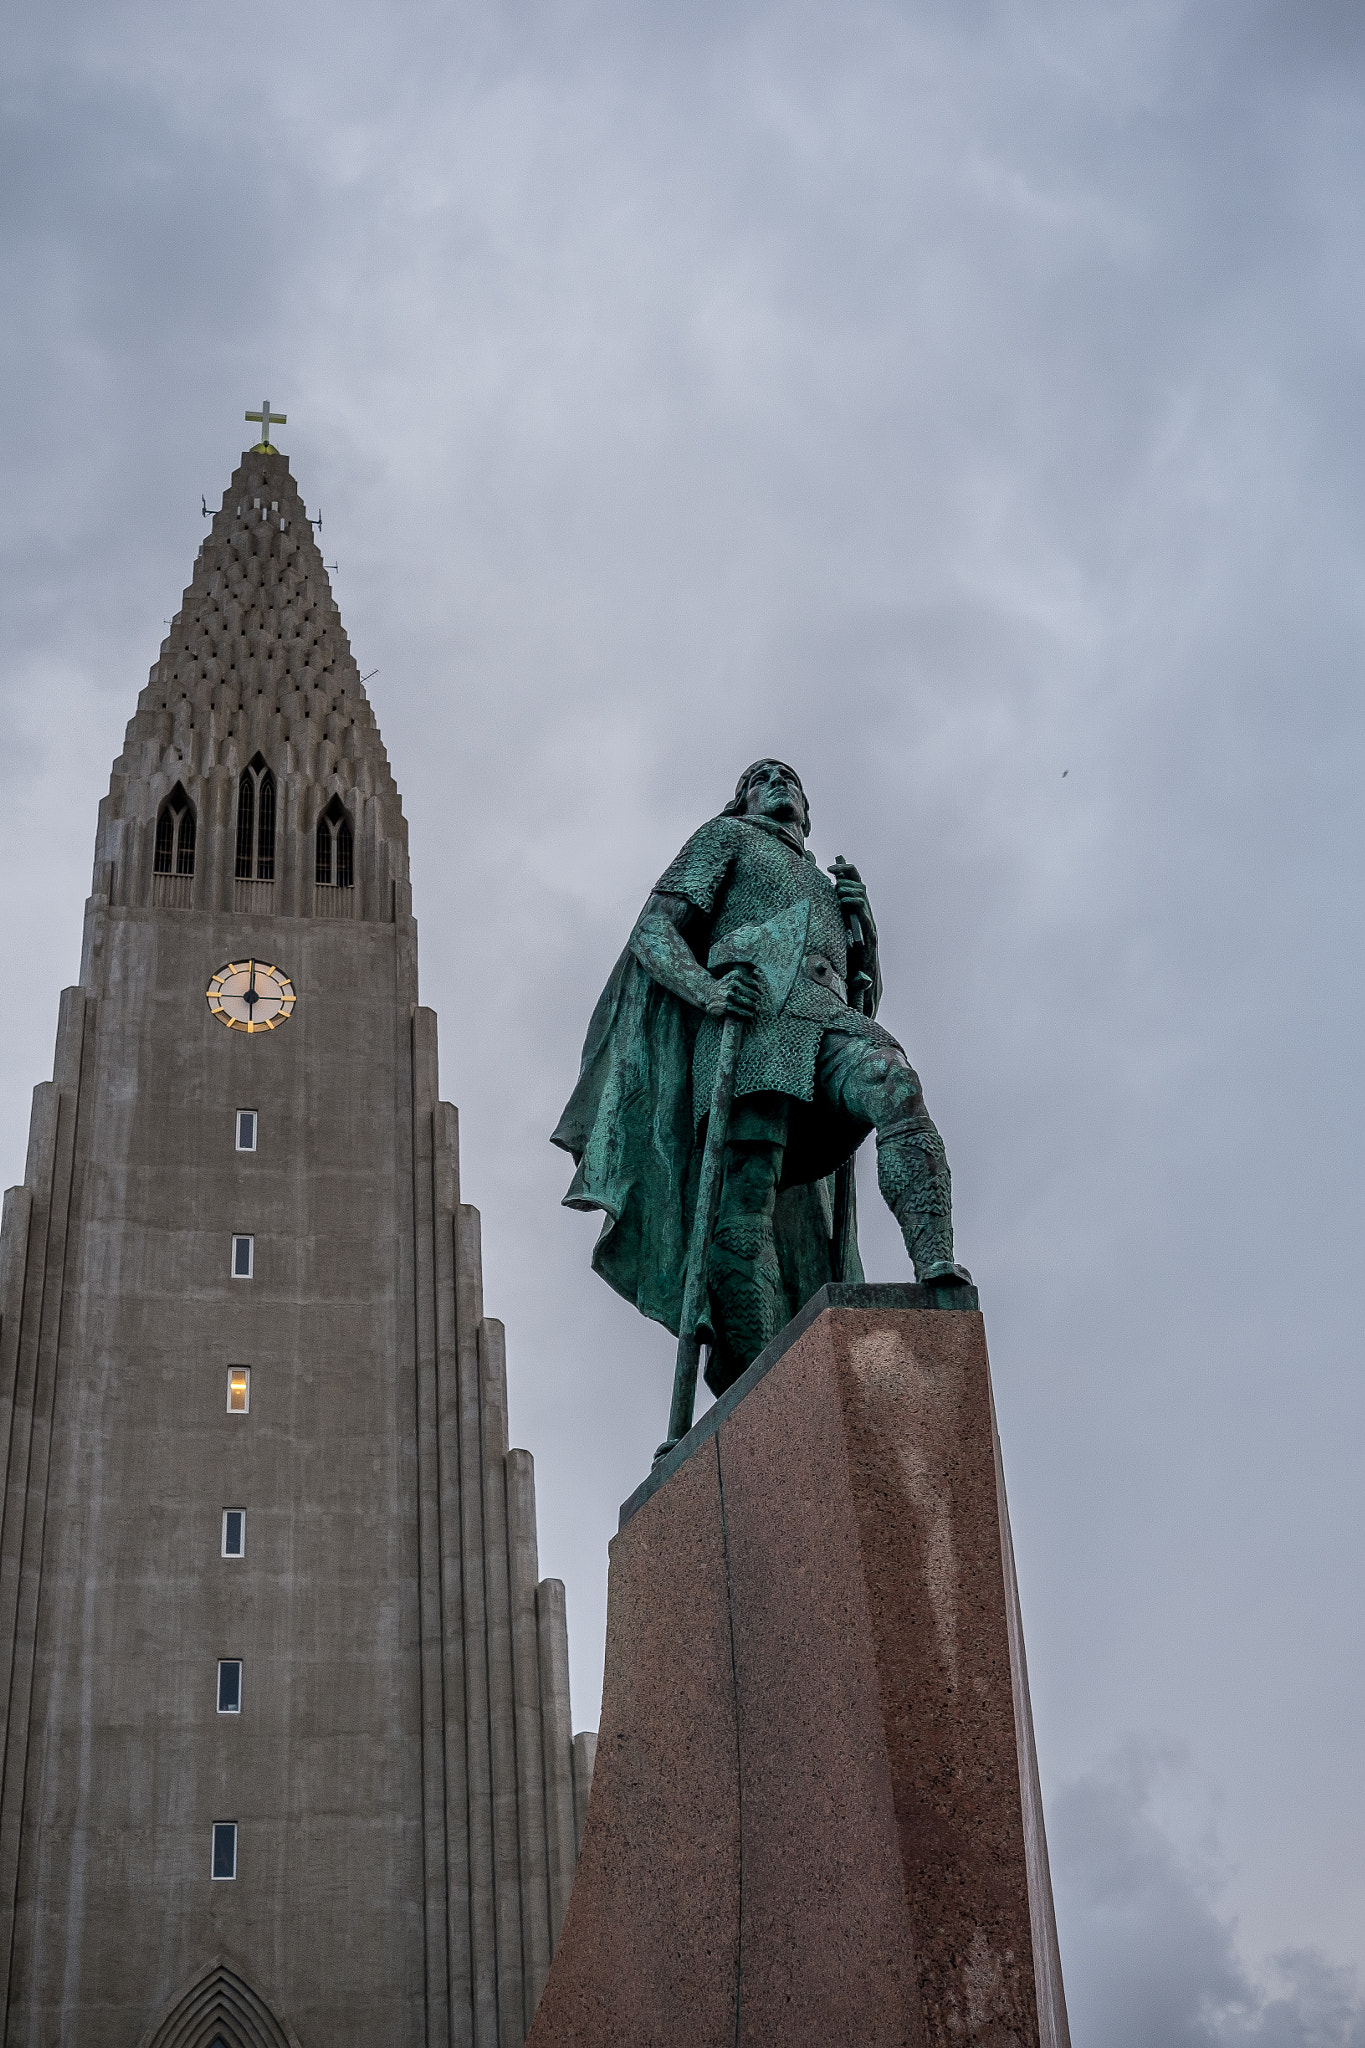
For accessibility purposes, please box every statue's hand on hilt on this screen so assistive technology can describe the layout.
[704,963,761,1020]
[828,855,877,1012]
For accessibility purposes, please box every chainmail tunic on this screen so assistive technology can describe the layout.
[652,814,903,1122]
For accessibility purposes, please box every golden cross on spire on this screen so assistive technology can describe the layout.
[245,399,287,453]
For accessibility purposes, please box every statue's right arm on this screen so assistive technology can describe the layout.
[629,894,758,1019]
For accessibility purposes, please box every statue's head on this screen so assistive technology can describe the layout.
[722,759,810,836]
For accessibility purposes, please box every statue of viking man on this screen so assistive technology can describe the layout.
[552,759,972,1405]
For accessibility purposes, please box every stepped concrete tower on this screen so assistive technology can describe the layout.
[0,436,594,2046]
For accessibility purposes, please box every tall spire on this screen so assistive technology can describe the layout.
[92,446,408,925]
[141,445,389,785]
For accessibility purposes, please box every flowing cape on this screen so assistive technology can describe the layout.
[551,947,861,1340]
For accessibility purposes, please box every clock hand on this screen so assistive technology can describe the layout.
[243,962,258,1011]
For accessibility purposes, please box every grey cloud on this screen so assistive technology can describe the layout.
[1054,1740,1365,2048]
[3,0,1365,2028]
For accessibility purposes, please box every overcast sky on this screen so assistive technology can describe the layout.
[4,2,1365,2040]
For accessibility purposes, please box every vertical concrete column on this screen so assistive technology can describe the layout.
[0,1182,35,1773]
[0,1186,34,1463]
[505,1448,552,2018]
[129,810,153,913]
[535,1579,577,1947]
[477,1316,527,2047]
[452,1193,499,2048]
[213,764,236,914]
[409,1010,453,2046]
[362,797,382,927]
[79,865,113,989]
[278,773,300,920]
[0,989,89,1957]
[0,1084,58,1783]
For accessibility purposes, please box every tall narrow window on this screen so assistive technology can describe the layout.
[256,770,275,878]
[235,771,255,878]
[314,797,354,890]
[235,756,275,879]
[235,1110,257,1153]
[175,803,196,875]
[211,1822,237,1880]
[154,807,175,873]
[231,1235,253,1279]
[154,784,196,876]
[227,1367,250,1413]
[222,1508,245,1557]
[217,1660,242,1713]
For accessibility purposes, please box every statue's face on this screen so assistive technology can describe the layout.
[741,761,806,831]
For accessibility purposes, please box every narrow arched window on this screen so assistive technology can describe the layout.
[315,798,354,889]
[236,757,275,880]
[155,785,195,876]
[175,803,196,875]
[256,770,275,879]
[235,773,255,878]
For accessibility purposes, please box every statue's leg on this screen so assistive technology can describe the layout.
[817,1034,972,1288]
[705,1095,787,1395]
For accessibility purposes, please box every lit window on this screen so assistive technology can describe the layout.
[227,1368,250,1414]
[217,1660,242,1713]
[211,1822,237,1880]
[222,1509,245,1558]
[235,1110,257,1153]
[231,1235,253,1279]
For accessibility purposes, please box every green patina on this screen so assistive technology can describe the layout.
[552,760,973,1453]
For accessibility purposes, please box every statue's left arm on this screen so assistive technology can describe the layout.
[828,858,884,1016]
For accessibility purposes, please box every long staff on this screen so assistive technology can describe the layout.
[831,854,871,1280]
[658,1005,746,1460]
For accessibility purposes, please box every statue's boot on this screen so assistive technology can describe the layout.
[706,1215,785,1393]
[876,1115,974,1289]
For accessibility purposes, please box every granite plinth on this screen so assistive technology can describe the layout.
[528,1288,1069,2048]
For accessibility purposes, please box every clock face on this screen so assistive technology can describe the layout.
[206,959,297,1034]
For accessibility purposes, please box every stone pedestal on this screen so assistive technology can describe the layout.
[528,1284,1069,2048]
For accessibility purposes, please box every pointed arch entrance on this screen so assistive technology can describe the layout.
[136,1958,302,2048]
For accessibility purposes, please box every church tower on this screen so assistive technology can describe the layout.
[0,427,593,2046]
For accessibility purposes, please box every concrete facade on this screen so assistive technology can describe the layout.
[0,450,592,2046]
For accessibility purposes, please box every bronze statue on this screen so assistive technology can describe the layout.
[553,760,972,1455]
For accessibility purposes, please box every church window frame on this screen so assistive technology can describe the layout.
[153,784,196,877]
[315,796,354,889]
[227,1367,250,1413]
[211,1822,237,1880]
[222,1509,245,1558]
[235,1110,257,1153]
[231,1235,253,1279]
[235,756,276,880]
[217,1660,242,1714]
